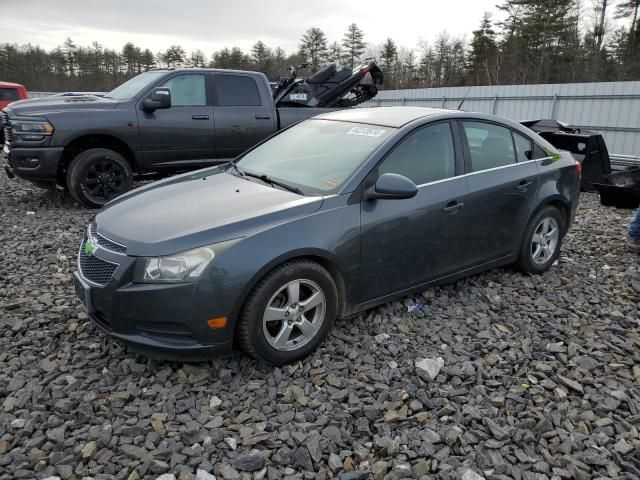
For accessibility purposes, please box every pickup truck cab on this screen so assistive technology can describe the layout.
[2,69,336,207]
[0,81,27,110]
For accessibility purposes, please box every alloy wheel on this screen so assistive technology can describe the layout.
[531,217,560,265]
[262,279,326,351]
[82,159,127,202]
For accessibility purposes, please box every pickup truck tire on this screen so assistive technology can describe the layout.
[237,259,337,365]
[66,148,133,208]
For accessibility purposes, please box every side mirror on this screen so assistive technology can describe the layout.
[366,173,418,200]
[142,87,171,111]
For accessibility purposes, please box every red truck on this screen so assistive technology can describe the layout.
[0,81,28,148]
[0,81,28,110]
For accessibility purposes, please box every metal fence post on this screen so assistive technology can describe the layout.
[551,94,558,119]
[492,95,498,114]
[442,96,446,108]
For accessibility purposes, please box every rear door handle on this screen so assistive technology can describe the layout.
[255,114,271,120]
[192,114,209,120]
[442,201,464,214]
[516,180,533,192]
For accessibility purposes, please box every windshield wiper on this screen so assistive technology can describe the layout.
[227,162,245,177]
[244,172,303,195]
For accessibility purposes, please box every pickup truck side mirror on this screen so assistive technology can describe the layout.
[142,88,171,111]
[365,173,418,200]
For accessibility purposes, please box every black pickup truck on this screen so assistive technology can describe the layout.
[2,68,344,207]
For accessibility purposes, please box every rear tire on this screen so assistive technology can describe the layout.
[238,260,338,365]
[517,206,565,274]
[66,148,133,208]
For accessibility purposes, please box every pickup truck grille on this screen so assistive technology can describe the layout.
[1,112,13,149]
[78,237,119,286]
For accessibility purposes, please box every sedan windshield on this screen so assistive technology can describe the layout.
[236,119,394,193]
[105,71,167,100]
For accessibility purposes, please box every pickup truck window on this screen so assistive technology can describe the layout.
[0,88,20,101]
[215,75,261,106]
[160,74,207,106]
[105,71,167,100]
[237,119,395,193]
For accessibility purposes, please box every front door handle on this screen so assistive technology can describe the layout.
[255,114,271,120]
[192,114,209,120]
[516,180,533,192]
[442,201,464,214]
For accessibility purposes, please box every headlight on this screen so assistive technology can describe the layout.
[140,238,242,283]
[12,120,55,135]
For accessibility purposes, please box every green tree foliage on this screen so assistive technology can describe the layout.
[162,45,186,68]
[342,23,366,68]
[298,27,329,71]
[468,13,498,85]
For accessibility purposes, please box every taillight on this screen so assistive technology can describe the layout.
[574,160,582,179]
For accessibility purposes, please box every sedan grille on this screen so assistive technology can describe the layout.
[78,238,119,286]
[90,223,127,254]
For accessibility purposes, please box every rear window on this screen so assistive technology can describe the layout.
[0,88,20,101]
[215,75,261,106]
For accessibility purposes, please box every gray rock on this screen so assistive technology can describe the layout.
[415,357,445,381]
[195,470,216,480]
[233,453,265,472]
[293,445,315,471]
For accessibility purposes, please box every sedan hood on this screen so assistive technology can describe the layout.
[6,95,119,117]
[96,168,324,256]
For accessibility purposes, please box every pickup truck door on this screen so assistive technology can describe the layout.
[212,73,277,160]
[137,73,216,167]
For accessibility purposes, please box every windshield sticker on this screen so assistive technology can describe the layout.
[324,179,338,189]
[347,127,386,138]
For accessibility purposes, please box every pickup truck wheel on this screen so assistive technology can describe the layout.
[237,260,338,365]
[66,148,133,208]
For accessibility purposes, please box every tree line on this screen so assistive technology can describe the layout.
[0,0,638,92]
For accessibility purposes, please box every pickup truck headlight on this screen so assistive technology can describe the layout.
[141,238,242,283]
[12,120,55,135]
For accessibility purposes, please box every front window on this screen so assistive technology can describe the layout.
[379,122,456,185]
[160,74,207,106]
[105,71,167,100]
[236,119,394,193]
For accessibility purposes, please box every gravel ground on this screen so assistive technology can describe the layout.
[1,174,639,480]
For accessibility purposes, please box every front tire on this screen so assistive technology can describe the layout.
[66,148,133,208]
[517,206,565,274]
[238,260,338,365]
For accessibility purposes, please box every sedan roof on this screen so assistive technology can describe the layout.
[315,106,453,128]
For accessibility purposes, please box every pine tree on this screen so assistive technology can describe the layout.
[298,27,329,71]
[342,23,366,68]
[328,41,345,65]
[251,41,273,74]
[468,13,498,85]
[140,49,155,71]
[162,45,186,67]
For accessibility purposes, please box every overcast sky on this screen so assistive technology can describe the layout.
[2,0,504,55]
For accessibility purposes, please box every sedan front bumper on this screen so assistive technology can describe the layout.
[73,234,243,362]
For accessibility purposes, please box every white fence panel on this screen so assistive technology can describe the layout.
[363,81,640,156]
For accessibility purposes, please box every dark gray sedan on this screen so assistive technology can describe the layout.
[74,107,581,365]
